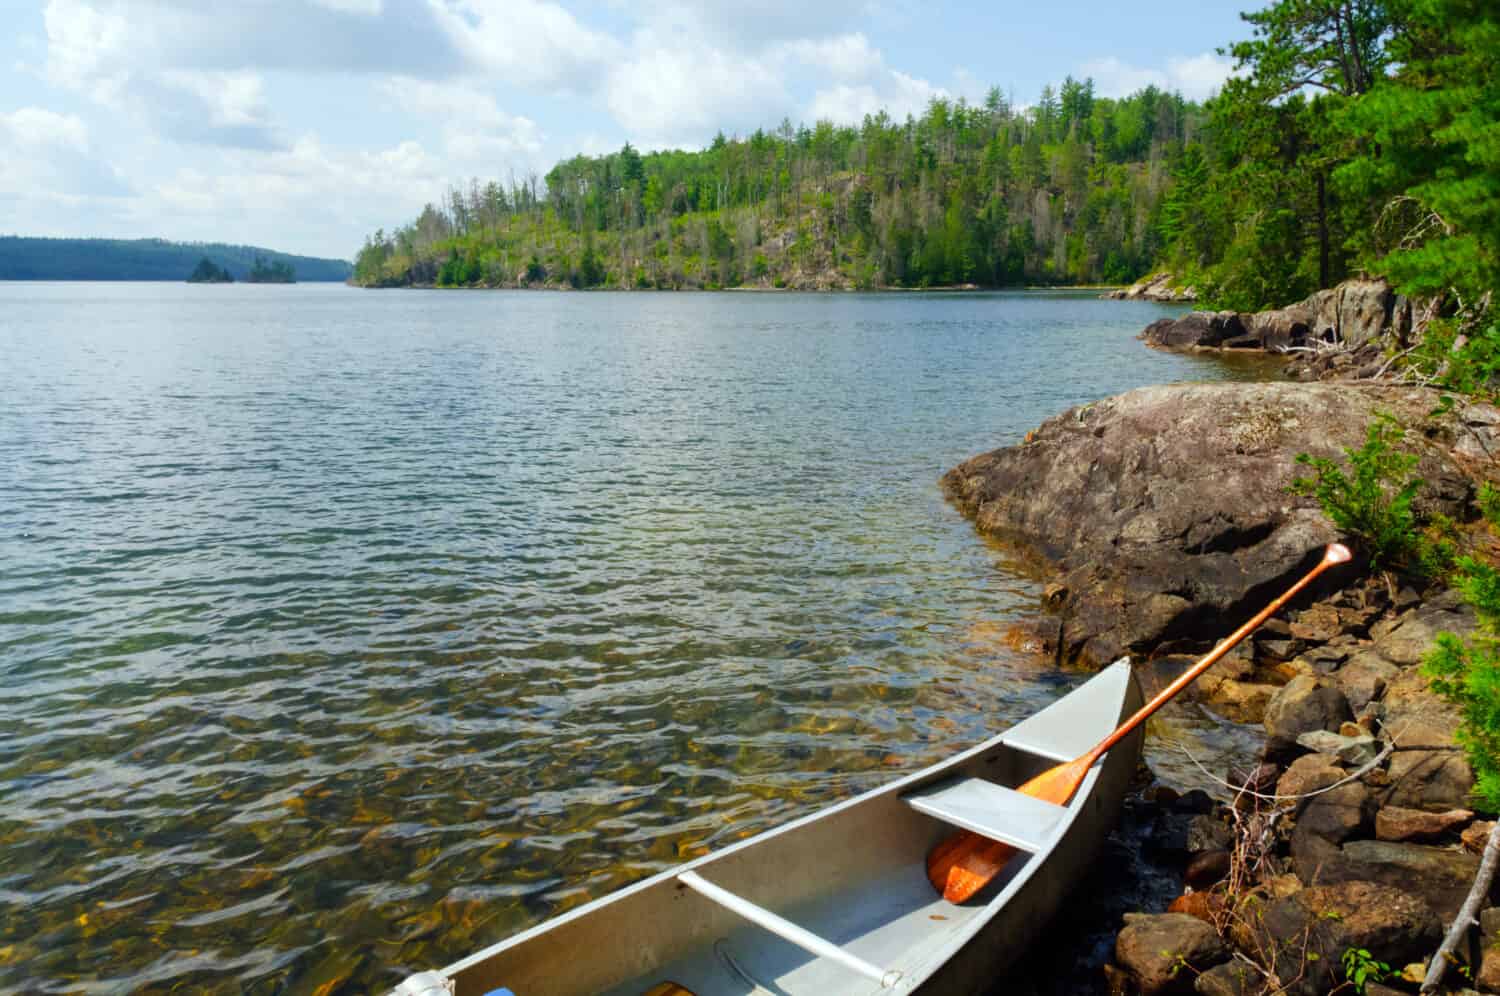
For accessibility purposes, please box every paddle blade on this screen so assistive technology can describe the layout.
[926,756,1092,902]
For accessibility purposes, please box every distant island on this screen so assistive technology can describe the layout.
[187,257,233,283]
[0,237,351,282]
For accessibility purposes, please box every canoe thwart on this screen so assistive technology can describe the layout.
[902,776,1066,852]
[675,870,902,989]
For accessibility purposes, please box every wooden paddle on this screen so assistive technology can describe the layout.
[927,542,1354,903]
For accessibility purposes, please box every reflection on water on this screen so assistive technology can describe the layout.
[0,285,1273,992]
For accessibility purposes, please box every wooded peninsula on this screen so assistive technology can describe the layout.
[352,0,1494,332]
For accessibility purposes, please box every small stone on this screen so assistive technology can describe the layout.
[1186,815,1233,854]
[1185,850,1232,889]
[1265,873,1302,899]
[1290,603,1344,643]
[1478,907,1500,990]
[1276,754,1342,800]
[1264,675,1352,757]
[1168,889,1226,923]
[1295,729,1380,766]
[1374,805,1473,842]
[1339,721,1363,737]
[1192,959,1259,996]
[1335,650,1399,712]
[1172,790,1216,815]
[1115,913,1230,995]
[1204,680,1275,724]
[1463,820,1497,854]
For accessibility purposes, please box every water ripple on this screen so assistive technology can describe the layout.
[0,284,1275,992]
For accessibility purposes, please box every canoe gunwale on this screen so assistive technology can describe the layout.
[404,658,1142,995]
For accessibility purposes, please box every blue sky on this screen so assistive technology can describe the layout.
[0,0,1252,259]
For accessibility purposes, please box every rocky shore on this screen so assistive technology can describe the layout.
[1106,272,1200,302]
[951,280,1500,993]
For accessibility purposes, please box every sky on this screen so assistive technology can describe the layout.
[0,0,1254,260]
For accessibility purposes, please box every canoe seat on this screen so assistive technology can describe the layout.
[901,777,1066,852]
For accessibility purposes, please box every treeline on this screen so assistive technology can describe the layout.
[354,79,1206,290]
[0,238,350,282]
[1149,0,1496,334]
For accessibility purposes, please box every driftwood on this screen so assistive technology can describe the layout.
[1419,818,1500,993]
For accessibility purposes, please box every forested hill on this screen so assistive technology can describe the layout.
[354,81,1200,291]
[0,238,352,282]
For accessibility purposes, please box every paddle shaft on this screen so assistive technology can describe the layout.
[1077,542,1352,771]
[927,542,1353,902]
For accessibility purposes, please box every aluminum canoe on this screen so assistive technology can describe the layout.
[394,657,1143,996]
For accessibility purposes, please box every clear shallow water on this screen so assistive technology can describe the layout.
[0,285,1272,993]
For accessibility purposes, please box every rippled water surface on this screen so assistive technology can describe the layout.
[1,285,1272,993]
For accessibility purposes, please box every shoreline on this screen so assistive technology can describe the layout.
[947,281,1497,993]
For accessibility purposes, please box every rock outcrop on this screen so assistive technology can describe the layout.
[1106,272,1198,302]
[1137,277,1420,377]
[940,382,1473,667]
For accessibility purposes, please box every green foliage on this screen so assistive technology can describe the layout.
[1341,947,1391,993]
[1290,411,1425,570]
[1425,552,1500,812]
[246,255,295,283]
[355,80,1196,290]
[187,257,232,283]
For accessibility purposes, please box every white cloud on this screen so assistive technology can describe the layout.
[808,71,945,124]
[427,0,620,92]
[0,106,130,201]
[378,77,544,168]
[605,37,790,146]
[1081,52,1236,102]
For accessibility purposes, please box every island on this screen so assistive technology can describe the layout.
[186,257,233,283]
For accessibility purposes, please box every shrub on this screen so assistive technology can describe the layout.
[1291,411,1425,571]
[1425,484,1500,812]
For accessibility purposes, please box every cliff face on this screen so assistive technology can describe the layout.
[941,381,1484,667]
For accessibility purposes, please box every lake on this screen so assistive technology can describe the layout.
[0,284,1270,992]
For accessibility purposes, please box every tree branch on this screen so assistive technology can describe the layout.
[1420,819,1500,994]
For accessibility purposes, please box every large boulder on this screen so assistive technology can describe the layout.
[1141,311,1248,349]
[1319,839,1483,922]
[1379,668,1476,809]
[1228,881,1440,995]
[940,382,1471,667]
[1115,913,1230,995]
[1304,278,1396,349]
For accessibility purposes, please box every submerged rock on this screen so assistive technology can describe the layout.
[940,382,1470,667]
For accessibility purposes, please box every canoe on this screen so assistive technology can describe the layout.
[393,658,1143,996]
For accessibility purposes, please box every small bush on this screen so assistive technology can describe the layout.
[1291,411,1424,571]
[1341,947,1391,994]
[1426,484,1500,813]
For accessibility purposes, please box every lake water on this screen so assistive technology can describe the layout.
[1,284,1272,993]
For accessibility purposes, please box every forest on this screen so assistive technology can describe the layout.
[0,238,351,282]
[354,79,1200,291]
[353,0,1496,368]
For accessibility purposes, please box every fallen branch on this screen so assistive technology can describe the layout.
[1420,818,1500,994]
